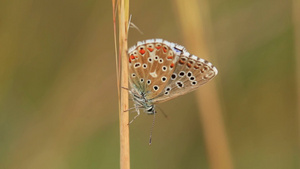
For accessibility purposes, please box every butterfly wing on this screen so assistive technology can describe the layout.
[151,44,218,104]
[128,39,178,97]
[128,39,218,104]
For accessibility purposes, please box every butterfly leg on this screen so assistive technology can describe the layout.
[128,107,141,124]
[123,107,137,112]
[121,87,130,91]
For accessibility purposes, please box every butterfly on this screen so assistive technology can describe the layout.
[127,39,218,143]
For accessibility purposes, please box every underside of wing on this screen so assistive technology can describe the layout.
[127,39,178,97]
[151,46,218,104]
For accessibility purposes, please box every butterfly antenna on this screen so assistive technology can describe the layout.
[149,111,156,145]
[127,16,144,35]
[127,14,132,33]
[130,22,144,35]
[156,106,168,119]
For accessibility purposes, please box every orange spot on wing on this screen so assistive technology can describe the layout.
[130,55,135,60]
[187,63,192,68]
[156,46,161,49]
[163,47,167,53]
[170,63,174,68]
[167,56,173,59]
[139,49,146,54]
[147,47,154,52]
[129,58,131,63]
[179,60,185,64]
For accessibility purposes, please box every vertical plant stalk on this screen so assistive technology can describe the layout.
[174,1,233,169]
[292,0,300,159]
[113,0,130,169]
[112,0,120,103]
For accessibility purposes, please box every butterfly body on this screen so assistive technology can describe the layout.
[127,39,218,116]
[130,89,155,114]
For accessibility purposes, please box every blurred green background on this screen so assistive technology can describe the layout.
[0,0,298,169]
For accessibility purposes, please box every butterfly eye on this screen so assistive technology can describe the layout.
[164,91,169,95]
[142,64,147,69]
[187,71,192,77]
[131,73,136,78]
[165,87,171,91]
[154,56,159,61]
[140,78,144,83]
[159,58,164,63]
[162,66,167,71]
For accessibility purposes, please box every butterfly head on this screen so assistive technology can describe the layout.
[132,91,156,115]
[146,105,156,115]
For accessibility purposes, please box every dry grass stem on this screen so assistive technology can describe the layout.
[113,0,130,168]
[174,0,233,169]
[112,0,120,102]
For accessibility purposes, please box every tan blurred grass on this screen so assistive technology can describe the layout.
[0,0,298,169]
[292,0,300,164]
[0,1,118,168]
[174,0,233,169]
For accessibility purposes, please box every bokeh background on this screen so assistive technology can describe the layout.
[0,0,299,169]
